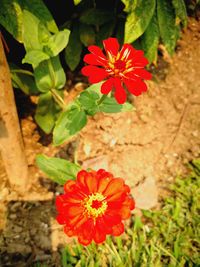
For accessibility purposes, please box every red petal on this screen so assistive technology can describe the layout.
[113,78,127,104]
[104,178,125,199]
[81,66,108,83]
[132,50,144,60]
[83,53,106,66]
[97,172,113,193]
[84,172,98,193]
[101,78,114,94]
[103,214,121,227]
[133,69,152,80]
[124,79,147,96]
[88,45,106,59]
[64,225,75,237]
[77,219,94,246]
[103,37,119,56]
[119,44,136,60]
[133,57,149,67]
[111,222,124,236]
[93,218,107,243]
[63,205,84,218]
[64,180,76,193]
[56,213,68,224]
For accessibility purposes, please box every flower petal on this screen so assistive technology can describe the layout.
[113,78,127,104]
[103,37,119,56]
[78,219,94,246]
[93,218,107,243]
[111,222,124,236]
[83,53,106,66]
[88,45,107,59]
[133,57,149,67]
[124,79,147,96]
[81,66,108,83]
[56,213,68,224]
[84,172,98,193]
[64,180,76,193]
[101,78,114,94]
[104,178,124,199]
[64,225,75,237]
[133,69,152,80]
[119,44,136,61]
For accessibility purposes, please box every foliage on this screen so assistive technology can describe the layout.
[33,159,200,266]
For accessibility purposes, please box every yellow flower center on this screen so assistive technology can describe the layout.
[83,193,107,218]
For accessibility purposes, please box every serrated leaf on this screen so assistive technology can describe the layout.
[44,29,70,57]
[80,8,113,26]
[53,105,87,146]
[65,24,82,71]
[79,23,95,46]
[35,91,61,133]
[124,0,156,43]
[36,154,81,184]
[141,14,160,64]
[22,50,50,68]
[157,0,180,55]
[172,0,187,27]
[10,65,39,95]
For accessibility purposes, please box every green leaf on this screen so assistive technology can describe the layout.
[172,0,187,27]
[80,8,113,26]
[34,60,53,92]
[53,105,87,146]
[10,66,39,95]
[50,56,66,90]
[74,0,82,5]
[21,0,58,33]
[0,1,23,42]
[36,154,81,184]
[157,0,180,55]
[78,90,100,115]
[34,56,66,92]
[99,97,133,113]
[35,91,61,133]
[141,14,160,64]
[65,24,82,71]
[22,50,50,68]
[79,23,95,46]
[124,0,156,43]
[44,29,70,57]
[22,10,42,51]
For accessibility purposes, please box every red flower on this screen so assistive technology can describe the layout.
[81,37,152,104]
[56,169,135,246]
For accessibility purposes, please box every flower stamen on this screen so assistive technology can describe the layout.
[83,193,107,219]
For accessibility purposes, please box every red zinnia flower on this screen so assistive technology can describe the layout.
[56,169,135,246]
[81,37,152,104]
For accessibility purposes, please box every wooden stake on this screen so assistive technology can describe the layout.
[0,37,29,191]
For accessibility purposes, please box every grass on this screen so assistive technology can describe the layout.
[33,159,200,267]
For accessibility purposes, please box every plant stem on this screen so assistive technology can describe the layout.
[10,69,34,76]
[50,88,66,110]
[97,94,107,105]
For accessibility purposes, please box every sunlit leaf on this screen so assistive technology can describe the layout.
[36,154,81,184]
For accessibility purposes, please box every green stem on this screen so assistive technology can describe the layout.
[97,94,107,105]
[10,69,34,76]
[50,88,66,110]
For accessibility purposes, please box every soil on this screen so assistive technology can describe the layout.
[0,18,200,266]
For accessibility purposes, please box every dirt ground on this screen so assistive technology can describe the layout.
[0,18,200,266]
